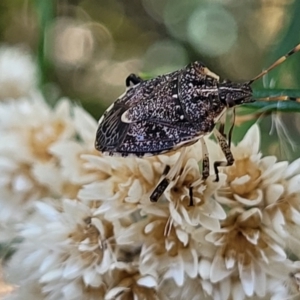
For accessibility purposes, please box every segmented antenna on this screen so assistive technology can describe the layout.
[248,43,300,85]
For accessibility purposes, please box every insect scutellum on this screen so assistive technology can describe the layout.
[95,43,300,204]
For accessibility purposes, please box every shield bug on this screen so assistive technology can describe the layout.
[95,44,300,203]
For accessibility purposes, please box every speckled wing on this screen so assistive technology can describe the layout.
[95,63,218,157]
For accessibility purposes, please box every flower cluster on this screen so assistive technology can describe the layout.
[1,46,300,300]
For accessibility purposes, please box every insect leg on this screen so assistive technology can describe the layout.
[150,148,187,202]
[228,108,236,148]
[213,128,234,182]
[125,74,143,87]
[163,165,171,176]
[217,113,227,138]
[200,138,210,180]
[189,186,193,207]
[150,177,169,202]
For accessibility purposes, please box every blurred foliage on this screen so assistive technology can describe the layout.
[1,0,300,159]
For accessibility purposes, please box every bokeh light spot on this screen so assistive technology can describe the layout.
[143,39,188,75]
[142,0,168,23]
[164,0,199,41]
[187,4,237,57]
[46,18,114,69]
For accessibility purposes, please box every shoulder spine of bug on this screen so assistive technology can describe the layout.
[95,43,300,203]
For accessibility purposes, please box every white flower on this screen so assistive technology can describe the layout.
[212,124,289,208]
[0,45,37,100]
[6,199,116,300]
[195,207,287,299]
[263,157,300,257]
[165,160,226,230]
[116,206,199,286]
[49,106,100,186]
[104,270,158,300]
[0,96,88,226]
[78,154,160,218]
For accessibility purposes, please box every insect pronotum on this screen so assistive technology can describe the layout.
[95,44,300,203]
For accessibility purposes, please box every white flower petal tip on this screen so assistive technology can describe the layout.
[210,255,232,283]
[237,207,262,223]
[233,189,263,206]
[105,287,129,299]
[284,157,300,179]
[238,124,260,154]
[137,275,157,288]
[40,269,63,283]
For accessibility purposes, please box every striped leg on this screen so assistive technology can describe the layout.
[213,128,234,182]
[150,148,187,202]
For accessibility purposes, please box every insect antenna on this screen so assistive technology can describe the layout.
[254,95,300,102]
[248,43,300,85]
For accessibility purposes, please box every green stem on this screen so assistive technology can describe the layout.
[35,0,55,90]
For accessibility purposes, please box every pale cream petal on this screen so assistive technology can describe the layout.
[232,281,245,300]
[137,275,157,288]
[210,253,233,283]
[73,106,97,143]
[284,157,300,179]
[138,160,155,184]
[237,207,262,224]
[225,250,236,269]
[83,270,102,287]
[125,179,143,203]
[253,264,266,297]
[287,174,300,194]
[215,194,239,207]
[105,287,128,299]
[202,200,226,220]
[267,242,286,261]
[78,181,115,200]
[40,269,63,283]
[169,203,183,225]
[39,253,61,273]
[199,214,221,231]
[241,228,260,245]
[182,248,198,278]
[259,156,277,171]
[238,124,260,155]
[233,189,263,206]
[265,184,284,205]
[261,161,289,185]
[198,258,211,280]
[271,208,286,236]
[238,261,254,297]
[290,207,300,226]
[176,228,188,246]
[164,258,184,286]
[218,278,231,300]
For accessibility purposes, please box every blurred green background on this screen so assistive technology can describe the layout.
[1,0,300,159]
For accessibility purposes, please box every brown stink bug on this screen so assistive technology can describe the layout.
[95,44,300,203]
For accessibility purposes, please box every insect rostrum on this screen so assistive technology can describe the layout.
[95,44,300,202]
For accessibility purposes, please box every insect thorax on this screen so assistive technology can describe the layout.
[177,62,226,125]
